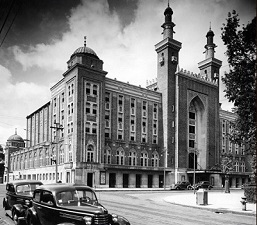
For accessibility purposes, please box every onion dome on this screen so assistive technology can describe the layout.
[164,4,173,16]
[7,133,24,142]
[70,36,99,59]
[206,28,214,37]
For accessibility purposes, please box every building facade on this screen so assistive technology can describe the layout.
[4,4,251,188]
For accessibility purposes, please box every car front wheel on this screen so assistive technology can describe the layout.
[27,216,34,225]
[12,210,19,225]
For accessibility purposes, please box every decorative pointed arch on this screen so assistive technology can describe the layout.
[188,95,207,170]
[84,139,96,162]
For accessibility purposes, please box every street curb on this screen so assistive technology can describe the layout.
[164,200,256,217]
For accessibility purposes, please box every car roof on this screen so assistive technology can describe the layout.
[7,180,43,186]
[35,183,93,193]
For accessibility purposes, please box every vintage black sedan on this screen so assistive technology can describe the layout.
[2,180,43,225]
[26,183,130,225]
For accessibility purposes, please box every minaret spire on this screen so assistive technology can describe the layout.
[84,36,87,47]
[162,2,175,39]
[204,24,216,59]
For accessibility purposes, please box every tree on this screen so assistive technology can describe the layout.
[221,11,256,182]
[221,154,234,193]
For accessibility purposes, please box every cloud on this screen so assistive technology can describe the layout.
[0,65,50,145]
[10,0,238,111]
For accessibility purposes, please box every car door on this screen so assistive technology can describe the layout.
[6,184,16,208]
[32,190,56,225]
[38,191,59,225]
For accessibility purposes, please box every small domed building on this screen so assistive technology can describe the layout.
[4,130,25,182]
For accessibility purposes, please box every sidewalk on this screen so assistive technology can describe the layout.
[96,187,256,216]
[164,189,256,216]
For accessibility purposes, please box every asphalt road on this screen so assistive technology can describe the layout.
[0,184,255,225]
[96,190,255,225]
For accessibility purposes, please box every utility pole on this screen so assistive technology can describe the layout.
[50,122,63,183]
[163,147,167,190]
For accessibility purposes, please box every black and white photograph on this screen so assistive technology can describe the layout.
[0,0,255,224]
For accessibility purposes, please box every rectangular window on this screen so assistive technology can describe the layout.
[189,112,195,119]
[86,103,90,113]
[92,104,97,114]
[118,130,123,140]
[189,140,195,148]
[189,126,195,134]
[86,83,90,95]
[92,123,97,134]
[85,122,90,133]
[118,95,123,112]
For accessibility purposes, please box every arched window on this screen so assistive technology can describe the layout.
[116,148,124,165]
[20,155,23,170]
[39,149,43,167]
[140,152,148,167]
[68,140,72,162]
[86,145,94,162]
[52,148,56,165]
[151,153,159,167]
[129,150,137,166]
[235,161,239,172]
[59,145,64,164]
[45,149,49,166]
[104,148,111,164]
[34,151,37,168]
[24,154,27,169]
[29,152,32,168]
[241,161,245,172]
[13,157,16,171]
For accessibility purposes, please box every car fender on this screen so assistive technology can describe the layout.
[26,207,40,225]
[114,215,130,225]
[26,206,37,217]
[12,204,26,215]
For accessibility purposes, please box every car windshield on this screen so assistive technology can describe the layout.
[56,189,98,206]
[16,184,41,196]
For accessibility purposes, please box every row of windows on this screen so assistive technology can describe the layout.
[105,93,159,143]
[103,150,159,167]
[234,161,246,172]
[189,110,196,148]
[222,136,245,155]
[10,148,73,172]
[222,120,234,134]
[16,172,63,182]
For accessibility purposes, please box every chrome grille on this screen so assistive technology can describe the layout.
[93,214,109,225]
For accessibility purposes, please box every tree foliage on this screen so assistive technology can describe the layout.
[221,11,256,180]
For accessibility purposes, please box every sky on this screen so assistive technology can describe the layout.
[0,0,255,146]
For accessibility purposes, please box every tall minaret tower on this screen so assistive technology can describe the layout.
[155,3,182,186]
[198,26,222,81]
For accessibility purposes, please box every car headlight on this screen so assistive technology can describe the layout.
[83,216,92,225]
[112,214,118,223]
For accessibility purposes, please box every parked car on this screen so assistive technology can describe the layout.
[188,181,213,190]
[2,180,43,225]
[25,183,130,225]
[170,181,191,190]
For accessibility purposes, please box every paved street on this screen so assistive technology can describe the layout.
[0,184,255,225]
[96,190,255,225]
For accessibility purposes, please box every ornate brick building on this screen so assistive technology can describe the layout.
[4,4,251,188]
